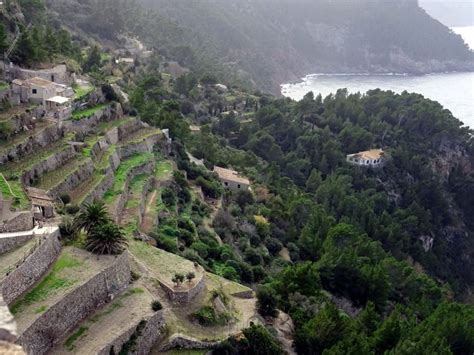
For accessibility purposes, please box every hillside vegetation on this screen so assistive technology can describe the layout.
[44,0,474,93]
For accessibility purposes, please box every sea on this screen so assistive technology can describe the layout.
[281,26,474,128]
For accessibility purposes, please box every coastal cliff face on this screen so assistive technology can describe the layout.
[138,0,473,93]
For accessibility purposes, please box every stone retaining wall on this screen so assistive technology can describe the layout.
[64,103,123,136]
[109,150,121,171]
[119,133,163,159]
[5,109,43,135]
[21,146,76,186]
[91,138,108,161]
[0,234,33,256]
[17,252,131,355]
[82,166,115,205]
[105,127,119,145]
[159,334,218,352]
[114,161,155,223]
[0,213,34,235]
[158,270,206,304]
[231,290,254,299]
[0,125,64,165]
[48,159,94,198]
[116,119,142,141]
[98,311,166,355]
[1,231,61,305]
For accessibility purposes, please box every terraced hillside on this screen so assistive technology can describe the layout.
[0,99,258,354]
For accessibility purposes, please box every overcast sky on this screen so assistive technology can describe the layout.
[419,0,474,26]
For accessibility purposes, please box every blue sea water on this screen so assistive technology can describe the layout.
[282,27,474,128]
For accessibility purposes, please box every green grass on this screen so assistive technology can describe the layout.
[65,326,89,351]
[120,128,161,145]
[72,104,109,121]
[89,287,144,323]
[0,81,9,91]
[96,145,116,170]
[155,160,173,179]
[103,153,153,204]
[0,120,51,151]
[95,116,133,132]
[124,174,149,210]
[36,157,87,191]
[73,85,94,100]
[11,253,83,314]
[1,134,75,175]
[0,174,12,197]
[0,174,29,209]
[34,305,48,314]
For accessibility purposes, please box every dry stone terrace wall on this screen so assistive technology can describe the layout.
[0,125,64,165]
[116,119,143,141]
[21,146,76,186]
[1,231,61,305]
[17,252,131,355]
[114,161,156,223]
[159,334,219,352]
[98,311,166,355]
[91,138,109,161]
[48,159,94,198]
[63,103,124,136]
[158,271,206,305]
[119,133,164,159]
[0,234,33,255]
[82,166,115,205]
[0,213,34,235]
[5,109,44,135]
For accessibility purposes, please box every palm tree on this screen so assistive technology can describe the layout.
[58,217,77,242]
[74,201,110,235]
[84,222,128,255]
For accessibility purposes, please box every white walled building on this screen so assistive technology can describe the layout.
[346,149,386,167]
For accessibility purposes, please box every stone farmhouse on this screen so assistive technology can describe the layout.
[11,77,74,119]
[346,149,385,167]
[213,166,250,191]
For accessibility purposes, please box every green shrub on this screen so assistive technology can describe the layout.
[60,193,71,205]
[151,300,163,312]
[66,204,80,215]
[193,306,217,326]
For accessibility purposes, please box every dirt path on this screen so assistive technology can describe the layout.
[0,173,17,198]
[203,198,223,245]
[140,189,158,234]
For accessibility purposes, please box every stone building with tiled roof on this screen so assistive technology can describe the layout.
[213,166,250,191]
[346,149,386,167]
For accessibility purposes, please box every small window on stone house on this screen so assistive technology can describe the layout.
[32,88,37,94]
[224,182,228,186]
[237,184,241,189]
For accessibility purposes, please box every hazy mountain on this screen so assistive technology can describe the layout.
[138,0,474,92]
